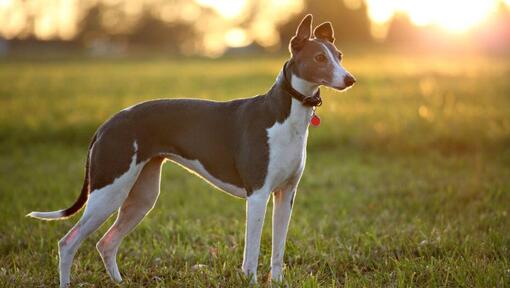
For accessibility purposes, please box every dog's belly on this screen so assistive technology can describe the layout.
[166,153,247,198]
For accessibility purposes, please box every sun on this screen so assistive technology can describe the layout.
[366,0,499,33]
[406,0,497,32]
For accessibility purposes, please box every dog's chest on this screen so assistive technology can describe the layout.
[265,99,312,190]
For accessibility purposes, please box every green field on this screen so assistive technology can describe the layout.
[1,53,509,287]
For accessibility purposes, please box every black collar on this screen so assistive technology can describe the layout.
[281,61,322,107]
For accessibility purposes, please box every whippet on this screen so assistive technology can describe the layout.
[28,14,355,287]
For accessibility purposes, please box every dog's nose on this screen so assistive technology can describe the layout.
[344,75,356,87]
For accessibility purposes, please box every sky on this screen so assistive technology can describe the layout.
[1,0,509,53]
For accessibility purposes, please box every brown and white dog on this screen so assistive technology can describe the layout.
[28,14,355,287]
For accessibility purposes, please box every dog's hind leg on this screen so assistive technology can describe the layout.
[97,157,164,283]
[58,160,146,288]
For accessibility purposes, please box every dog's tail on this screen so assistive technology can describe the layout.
[27,134,97,221]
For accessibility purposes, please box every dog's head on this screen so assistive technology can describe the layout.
[289,14,356,91]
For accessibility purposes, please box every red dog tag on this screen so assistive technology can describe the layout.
[311,114,320,126]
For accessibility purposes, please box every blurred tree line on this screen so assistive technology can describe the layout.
[73,2,208,54]
[278,0,371,46]
[76,0,372,54]
[3,0,509,56]
[3,0,373,56]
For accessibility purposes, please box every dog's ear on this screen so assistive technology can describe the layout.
[290,14,313,53]
[314,22,335,43]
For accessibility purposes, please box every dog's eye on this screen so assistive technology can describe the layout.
[315,54,327,62]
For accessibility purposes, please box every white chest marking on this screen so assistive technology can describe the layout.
[166,154,247,198]
[264,98,312,192]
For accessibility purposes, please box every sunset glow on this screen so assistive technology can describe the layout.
[366,0,499,34]
[0,0,509,53]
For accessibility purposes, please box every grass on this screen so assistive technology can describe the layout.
[0,53,509,287]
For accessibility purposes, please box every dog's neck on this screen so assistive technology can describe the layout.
[290,74,319,97]
[274,61,321,109]
[283,61,319,98]
[265,63,315,130]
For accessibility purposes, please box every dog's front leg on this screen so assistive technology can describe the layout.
[242,190,270,283]
[270,185,296,282]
